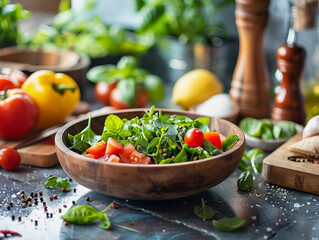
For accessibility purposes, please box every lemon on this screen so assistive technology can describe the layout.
[172,69,223,109]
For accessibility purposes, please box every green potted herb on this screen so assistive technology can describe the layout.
[135,0,238,87]
[0,0,30,48]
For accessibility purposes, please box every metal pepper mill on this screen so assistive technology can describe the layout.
[271,43,306,125]
[229,0,270,119]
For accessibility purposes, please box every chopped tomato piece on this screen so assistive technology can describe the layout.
[119,143,151,164]
[83,153,99,159]
[220,134,227,146]
[86,141,107,157]
[106,154,121,163]
[204,132,222,149]
[105,137,123,156]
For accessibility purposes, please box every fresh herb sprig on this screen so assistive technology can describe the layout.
[44,176,71,190]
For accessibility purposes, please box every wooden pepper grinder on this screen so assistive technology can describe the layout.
[271,43,306,125]
[229,0,270,119]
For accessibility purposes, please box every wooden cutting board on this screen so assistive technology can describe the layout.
[262,133,319,195]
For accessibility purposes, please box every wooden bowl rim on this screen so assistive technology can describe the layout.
[55,108,245,168]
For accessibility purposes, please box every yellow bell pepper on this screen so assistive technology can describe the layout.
[22,70,80,129]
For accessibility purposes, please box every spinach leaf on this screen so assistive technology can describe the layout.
[61,203,113,229]
[203,140,223,156]
[212,217,246,232]
[273,121,297,139]
[222,135,238,152]
[173,147,188,163]
[194,198,215,220]
[240,118,263,137]
[237,171,253,191]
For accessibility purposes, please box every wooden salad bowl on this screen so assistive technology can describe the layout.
[55,108,245,200]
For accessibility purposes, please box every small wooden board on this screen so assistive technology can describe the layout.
[262,134,319,195]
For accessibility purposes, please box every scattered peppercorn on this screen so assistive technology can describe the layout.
[85,197,90,201]
[59,208,62,213]
[72,201,75,205]
[7,205,11,210]
[39,192,42,197]
[50,213,53,218]
[44,206,48,211]
[63,205,67,208]
[73,188,76,193]
[20,194,24,198]
[9,202,13,207]
[46,212,49,218]
[35,193,38,198]
[27,201,31,206]
[35,220,38,226]
[30,192,34,197]
[112,204,117,209]
[40,197,44,202]
[63,221,68,226]
[11,215,15,221]
[53,194,57,199]
[42,202,46,206]
[18,216,21,222]
[62,188,66,192]
[69,178,73,182]
[21,203,27,208]
[49,196,53,201]
[19,190,24,194]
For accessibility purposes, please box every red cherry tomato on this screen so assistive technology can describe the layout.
[184,128,205,148]
[109,88,148,109]
[204,132,222,149]
[0,88,39,140]
[94,82,117,106]
[0,148,21,171]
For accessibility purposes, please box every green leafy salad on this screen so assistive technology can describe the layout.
[68,106,239,164]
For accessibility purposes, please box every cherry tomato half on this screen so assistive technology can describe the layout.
[109,87,148,109]
[0,148,21,171]
[184,128,205,148]
[94,82,117,106]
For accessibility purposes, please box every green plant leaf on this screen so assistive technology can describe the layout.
[239,118,263,137]
[44,176,57,187]
[212,217,245,232]
[117,78,137,107]
[222,135,238,152]
[194,198,215,220]
[237,171,253,191]
[142,75,165,101]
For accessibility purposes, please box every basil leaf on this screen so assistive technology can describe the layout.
[212,217,246,232]
[237,171,253,191]
[117,78,136,107]
[222,135,238,152]
[44,176,57,187]
[194,198,215,220]
[99,214,111,229]
[61,205,100,224]
[194,117,210,126]
[56,178,71,189]
[242,149,265,174]
[104,114,124,133]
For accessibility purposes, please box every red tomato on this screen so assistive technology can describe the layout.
[0,88,39,140]
[105,137,123,156]
[86,141,107,157]
[83,153,99,159]
[109,88,148,109]
[0,148,21,171]
[94,81,117,106]
[184,128,205,148]
[0,68,28,90]
[119,143,151,164]
[204,132,222,149]
[106,154,121,163]
[0,76,16,91]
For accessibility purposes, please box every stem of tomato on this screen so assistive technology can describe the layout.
[52,84,76,95]
[0,87,8,100]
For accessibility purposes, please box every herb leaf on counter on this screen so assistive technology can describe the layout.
[237,171,254,191]
[44,176,71,190]
[212,217,246,232]
[238,149,265,174]
[194,198,215,220]
[61,203,113,229]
